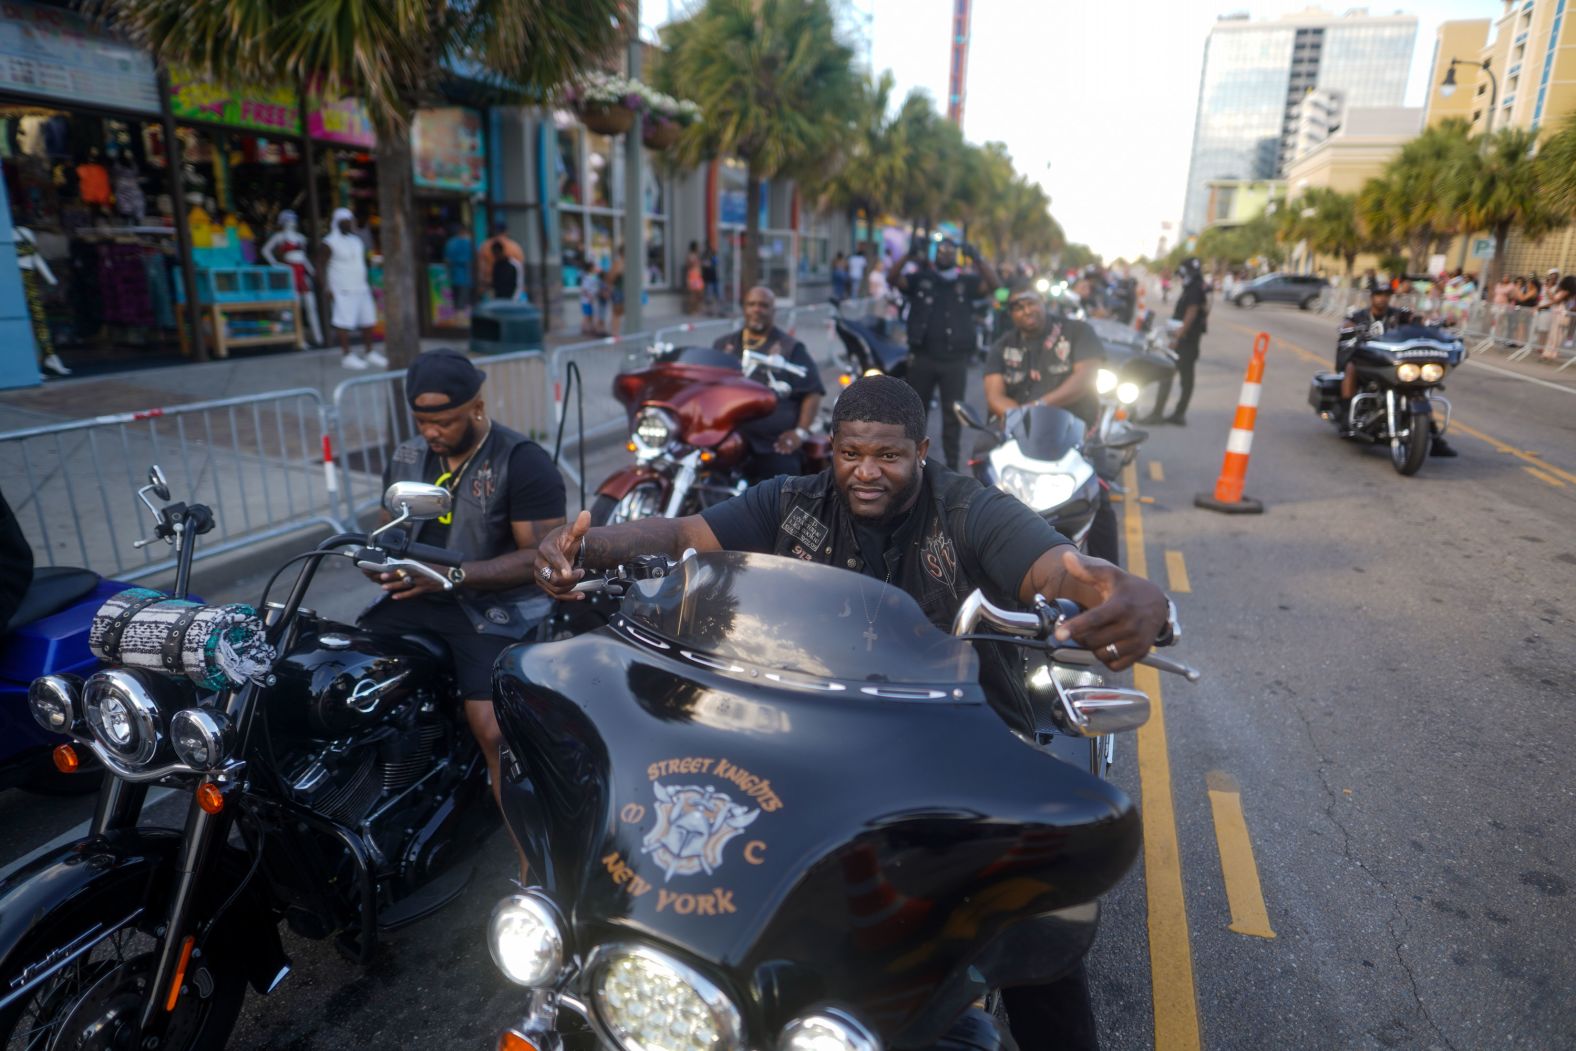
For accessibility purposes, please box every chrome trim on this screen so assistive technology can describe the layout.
[83,668,164,766]
[1432,394,1452,436]
[1347,391,1380,431]
[488,892,566,989]
[859,686,949,700]
[680,650,743,673]
[169,707,234,770]
[1384,388,1398,442]
[780,1007,881,1051]
[588,942,744,1051]
[28,674,80,734]
[766,674,847,692]
[0,908,143,1011]
[619,623,672,650]
[263,963,293,995]
[347,670,410,713]
[663,449,702,519]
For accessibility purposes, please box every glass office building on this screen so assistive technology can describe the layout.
[1181,12,1416,235]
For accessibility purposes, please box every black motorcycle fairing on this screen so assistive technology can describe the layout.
[1003,405,1086,463]
[493,557,1139,1047]
[0,829,289,1000]
[835,318,909,375]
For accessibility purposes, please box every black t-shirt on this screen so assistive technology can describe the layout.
[713,328,826,451]
[701,472,1070,601]
[1173,278,1207,336]
[984,316,1104,425]
[383,440,566,550]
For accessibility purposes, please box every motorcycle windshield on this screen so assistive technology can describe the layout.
[622,551,977,686]
[658,345,742,371]
[1005,404,1086,462]
[1366,324,1459,350]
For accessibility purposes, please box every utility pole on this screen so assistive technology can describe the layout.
[622,2,646,334]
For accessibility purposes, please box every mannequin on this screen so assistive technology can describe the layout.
[17,226,68,377]
[261,209,323,347]
[112,152,145,223]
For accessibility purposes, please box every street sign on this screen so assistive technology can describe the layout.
[1471,238,1495,260]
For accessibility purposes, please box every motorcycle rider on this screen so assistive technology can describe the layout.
[983,287,1119,565]
[1337,283,1457,456]
[358,349,567,873]
[713,285,826,481]
[535,375,1169,1047]
[889,238,998,469]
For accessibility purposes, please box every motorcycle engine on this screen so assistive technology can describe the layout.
[283,704,450,830]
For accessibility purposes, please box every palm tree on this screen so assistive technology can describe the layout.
[1356,175,1407,265]
[655,0,858,293]
[1537,110,1576,217]
[104,0,625,365]
[1292,188,1363,277]
[1382,120,1474,270]
[1444,127,1557,288]
[818,71,907,250]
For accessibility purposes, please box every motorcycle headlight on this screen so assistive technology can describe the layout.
[780,1009,880,1051]
[29,675,81,733]
[488,893,565,988]
[593,945,742,1051]
[861,367,883,377]
[1396,362,1421,383]
[1096,368,1118,395]
[633,409,676,452]
[170,708,233,770]
[1035,277,1050,293]
[999,466,1078,510]
[83,669,165,766]
[1116,382,1141,405]
[1420,363,1445,382]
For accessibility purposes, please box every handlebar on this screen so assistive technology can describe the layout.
[375,527,465,568]
[742,349,808,378]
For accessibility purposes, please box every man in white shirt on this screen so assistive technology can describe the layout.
[847,246,868,298]
[320,206,387,370]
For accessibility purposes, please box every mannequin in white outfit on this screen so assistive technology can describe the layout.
[16,226,69,377]
[261,210,324,348]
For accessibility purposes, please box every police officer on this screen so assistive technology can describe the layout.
[983,287,1119,565]
[1337,283,1457,456]
[1144,256,1207,425]
[889,238,998,468]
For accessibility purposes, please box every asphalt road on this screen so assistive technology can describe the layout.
[5,301,1574,1049]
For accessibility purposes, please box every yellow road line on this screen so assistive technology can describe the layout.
[1122,461,1202,1051]
[1165,550,1192,593]
[1232,323,1576,489]
[1149,460,1165,483]
[1523,465,1566,488]
[1205,771,1277,939]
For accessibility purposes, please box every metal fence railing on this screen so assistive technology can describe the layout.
[0,389,345,583]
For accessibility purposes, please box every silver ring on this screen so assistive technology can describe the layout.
[398,570,410,582]
[1105,643,1119,659]
[540,566,553,580]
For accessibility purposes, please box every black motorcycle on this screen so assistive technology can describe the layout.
[1309,322,1463,475]
[487,551,1197,1051]
[831,315,909,387]
[0,470,491,1049]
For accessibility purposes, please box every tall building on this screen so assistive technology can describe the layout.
[1423,19,1492,127]
[1292,88,1346,162]
[1180,8,1418,235]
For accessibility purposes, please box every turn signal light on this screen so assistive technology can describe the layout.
[839,373,854,387]
[196,783,225,815]
[626,441,637,452]
[52,744,79,774]
[1114,408,1128,421]
[699,451,715,462]
[499,1031,539,1051]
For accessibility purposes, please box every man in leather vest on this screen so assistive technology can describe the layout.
[360,349,566,869]
[712,285,826,480]
[534,376,1170,1047]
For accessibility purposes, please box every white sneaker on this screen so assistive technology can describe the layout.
[366,349,389,368]
[342,352,370,370]
[41,353,71,376]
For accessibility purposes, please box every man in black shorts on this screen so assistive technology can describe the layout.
[359,349,566,871]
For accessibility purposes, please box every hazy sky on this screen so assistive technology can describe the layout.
[864,0,1497,260]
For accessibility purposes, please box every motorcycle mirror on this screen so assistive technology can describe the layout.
[148,465,171,502]
[382,481,452,522]
[952,401,992,433]
[1059,686,1152,737]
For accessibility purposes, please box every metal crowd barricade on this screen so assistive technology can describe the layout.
[0,389,345,583]
[329,349,552,525]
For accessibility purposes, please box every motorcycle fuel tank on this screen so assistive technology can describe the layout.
[494,553,1138,1047]
[269,617,452,737]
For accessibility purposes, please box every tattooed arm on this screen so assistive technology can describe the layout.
[535,510,722,599]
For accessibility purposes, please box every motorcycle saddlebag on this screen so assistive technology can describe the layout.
[1308,372,1343,415]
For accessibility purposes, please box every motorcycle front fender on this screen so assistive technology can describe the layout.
[0,828,289,1005]
[595,464,669,503]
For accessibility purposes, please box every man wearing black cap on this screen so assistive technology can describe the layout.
[359,349,566,857]
[1336,283,1456,455]
[888,238,998,469]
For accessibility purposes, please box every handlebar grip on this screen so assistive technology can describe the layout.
[404,541,464,568]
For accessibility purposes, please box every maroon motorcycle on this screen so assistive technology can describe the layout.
[590,344,830,525]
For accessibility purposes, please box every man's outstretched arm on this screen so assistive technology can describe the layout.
[536,510,722,599]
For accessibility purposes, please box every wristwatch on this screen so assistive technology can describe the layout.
[447,565,466,586]
[794,426,810,441]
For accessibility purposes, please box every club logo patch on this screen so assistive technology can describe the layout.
[922,531,958,589]
[642,782,759,881]
[782,507,829,552]
[485,607,510,625]
[392,444,421,465]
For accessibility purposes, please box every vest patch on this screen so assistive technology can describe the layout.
[485,607,510,625]
[392,444,421,465]
[922,530,958,589]
[781,507,829,552]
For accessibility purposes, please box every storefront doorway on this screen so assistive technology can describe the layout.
[419,195,474,334]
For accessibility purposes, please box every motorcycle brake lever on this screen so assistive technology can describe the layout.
[357,556,453,591]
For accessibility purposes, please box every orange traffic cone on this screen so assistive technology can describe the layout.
[1195,331,1269,514]
[840,843,932,950]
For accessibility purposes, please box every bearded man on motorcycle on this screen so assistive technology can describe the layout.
[359,349,567,870]
[1338,283,1457,456]
[712,285,826,480]
[534,374,1171,1048]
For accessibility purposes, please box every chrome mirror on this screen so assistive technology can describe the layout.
[1058,686,1151,737]
[148,465,171,502]
[382,482,452,522]
[952,401,992,433]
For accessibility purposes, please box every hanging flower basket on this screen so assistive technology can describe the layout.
[578,102,635,136]
[642,117,683,150]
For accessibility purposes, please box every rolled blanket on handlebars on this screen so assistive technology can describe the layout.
[88,587,276,690]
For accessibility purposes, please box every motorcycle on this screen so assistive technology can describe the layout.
[590,344,832,527]
[0,469,493,1050]
[830,314,909,389]
[488,550,1196,1051]
[1309,322,1463,476]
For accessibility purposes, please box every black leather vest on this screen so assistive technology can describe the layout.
[380,423,552,639]
[772,462,1037,732]
[906,270,979,359]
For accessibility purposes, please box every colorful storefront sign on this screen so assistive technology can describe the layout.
[168,67,300,135]
[307,80,376,148]
[412,107,487,193]
[0,0,159,114]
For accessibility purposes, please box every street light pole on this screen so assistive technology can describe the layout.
[1439,57,1498,137]
[622,3,646,334]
